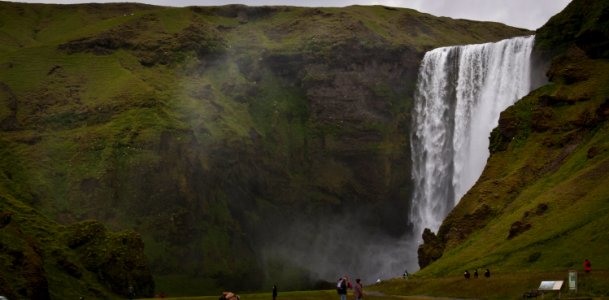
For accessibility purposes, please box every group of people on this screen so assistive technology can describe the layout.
[464,268,490,279]
[337,276,364,300]
[217,259,595,300]
[463,258,593,281]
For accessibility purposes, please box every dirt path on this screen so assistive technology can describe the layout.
[367,290,474,300]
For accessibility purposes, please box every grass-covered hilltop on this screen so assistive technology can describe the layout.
[0,1,533,298]
[413,0,609,297]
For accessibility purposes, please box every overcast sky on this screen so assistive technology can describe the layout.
[8,0,571,30]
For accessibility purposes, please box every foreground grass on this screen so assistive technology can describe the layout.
[140,290,403,300]
[142,271,609,300]
[372,270,609,299]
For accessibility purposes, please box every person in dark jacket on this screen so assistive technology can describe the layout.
[337,276,349,300]
[464,270,470,279]
[484,269,491,278]
[272,284,277,300]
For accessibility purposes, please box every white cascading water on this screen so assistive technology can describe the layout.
[410,35,535,240]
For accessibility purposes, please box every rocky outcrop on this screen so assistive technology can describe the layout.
[418,229,444,269]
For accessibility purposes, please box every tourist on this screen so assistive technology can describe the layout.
[219,291,240,300]
[354,278,364,300]
[337,276,349,300]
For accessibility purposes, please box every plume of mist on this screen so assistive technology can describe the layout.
[260,211,419,288]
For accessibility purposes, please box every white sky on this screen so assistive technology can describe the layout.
[7,0,571,30]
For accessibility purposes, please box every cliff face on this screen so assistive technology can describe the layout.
[417,0,609,276]
[0,2,529,294]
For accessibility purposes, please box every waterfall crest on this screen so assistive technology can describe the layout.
[410,35,535,239]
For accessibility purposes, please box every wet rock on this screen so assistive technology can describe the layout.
[417,228,444,268]
[490,113,518,152]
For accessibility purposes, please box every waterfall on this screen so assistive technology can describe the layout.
[410,35,535,240]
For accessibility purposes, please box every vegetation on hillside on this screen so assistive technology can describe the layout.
[0,194,153,299]
[0,1,530,296]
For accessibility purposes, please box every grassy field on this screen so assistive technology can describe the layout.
[140,290,403,300]
[375,271,609,299]
[138,270,609,300]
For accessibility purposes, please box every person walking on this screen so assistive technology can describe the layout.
[584,259,591,273]
[484,269,491,278]
[464,270,470,279]
[354,278,364,300]
[272,284,277,300]
[474,269,478,279]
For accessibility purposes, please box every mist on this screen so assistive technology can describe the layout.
[259,210,419,289]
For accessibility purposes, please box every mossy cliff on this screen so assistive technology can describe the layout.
[418,0,609,278]
[0,1,529,295]
[0,195,153,299]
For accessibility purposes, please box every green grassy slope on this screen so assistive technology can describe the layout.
[416,0,609,290]
[0,1,530,296]
[374,271,609,299]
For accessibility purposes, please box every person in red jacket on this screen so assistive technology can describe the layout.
[584,259,591,273]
